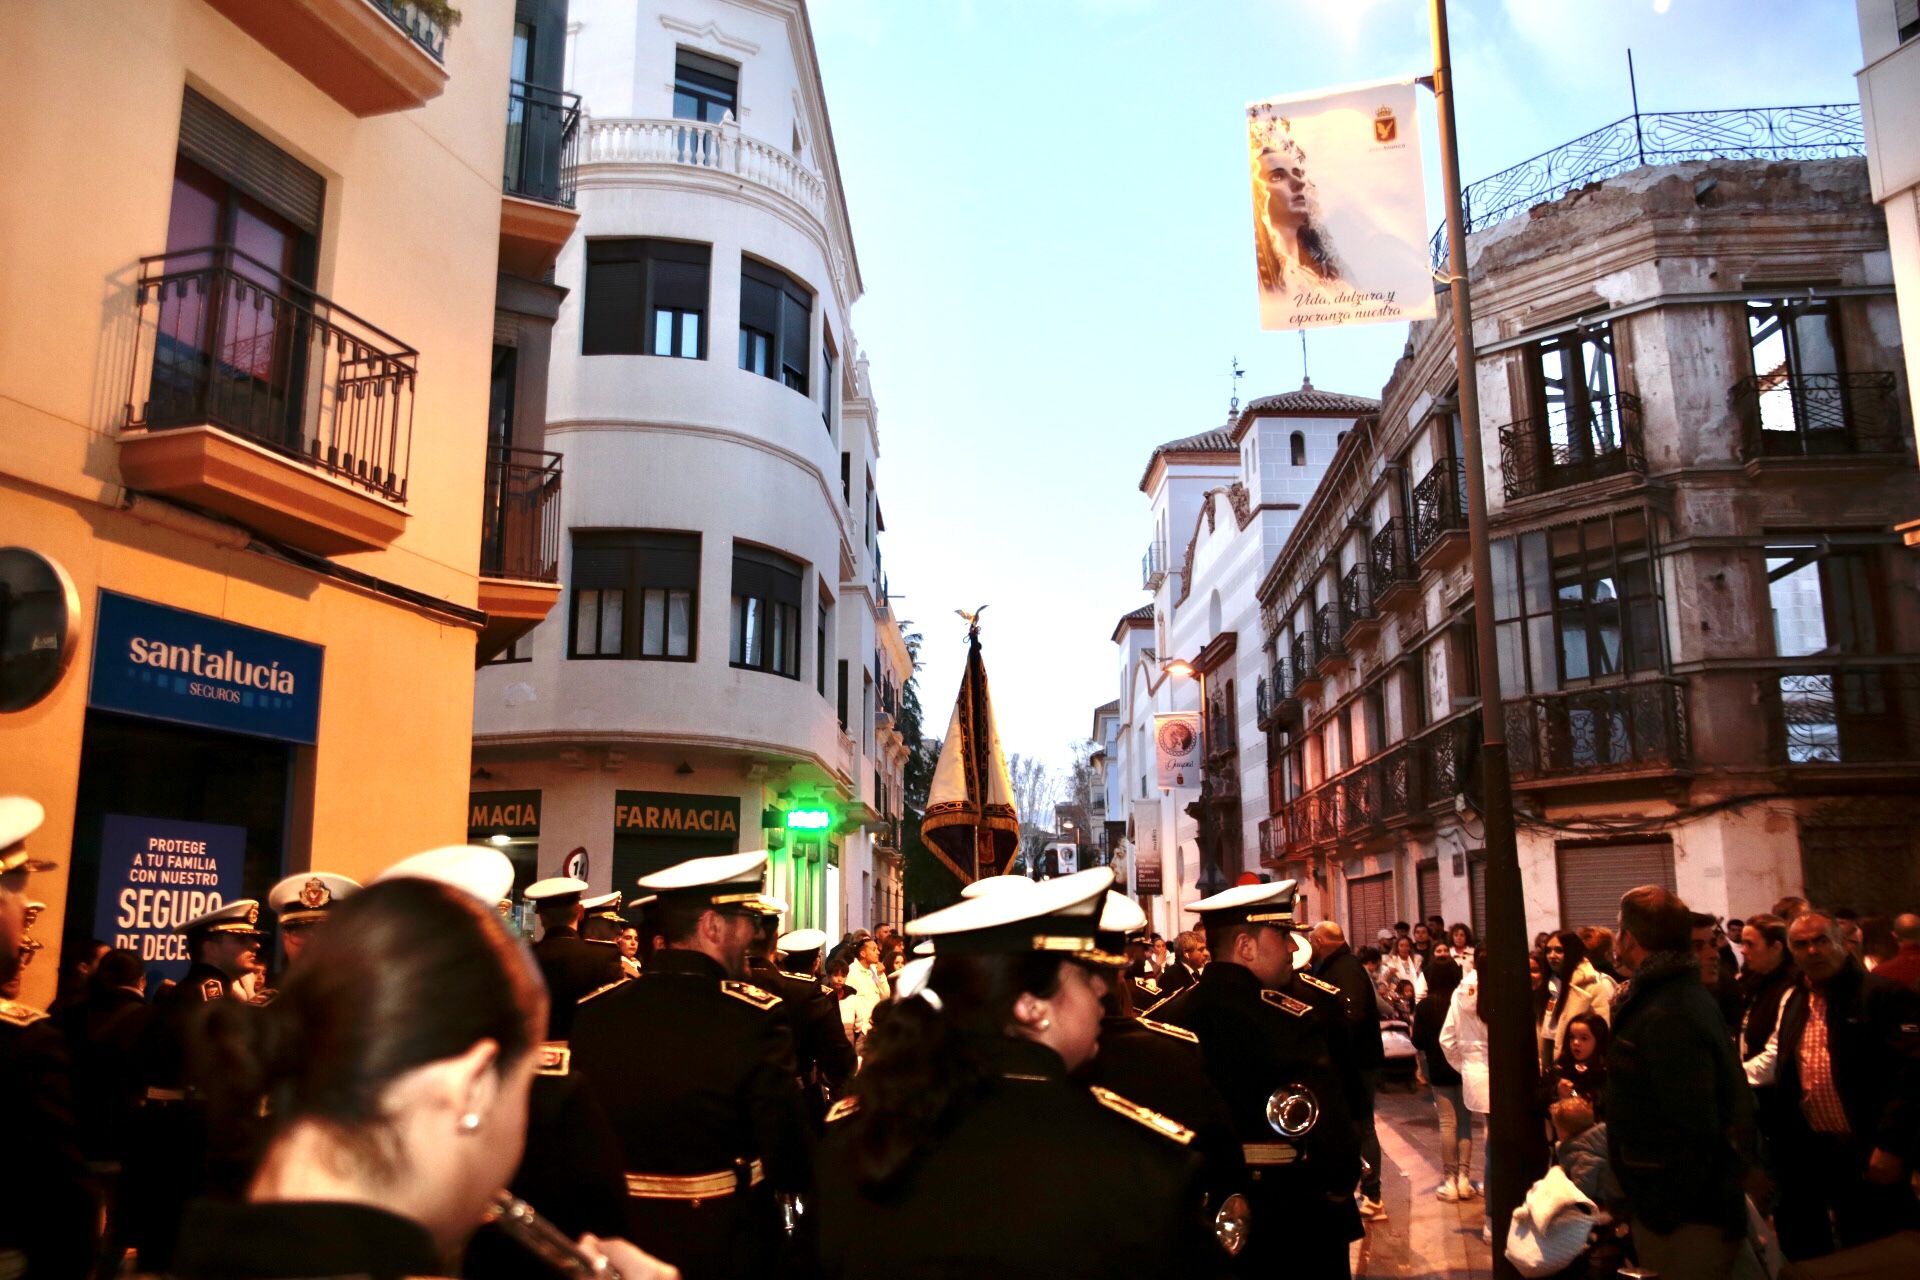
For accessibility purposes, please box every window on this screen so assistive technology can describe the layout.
[1901,0,1920,45]
[822,335,837,433]
[673,49,738,123]
[840,453,851,505]
[583,240,709,358]
[569,532,699,660]
[1526,327,1623,474]
[838,660,850,730]
[1746,297,1848,446]
[816,595,832,696]
[730,545,803,678]
[864,471,875,548]
[488,343,518,449]
[1492,510,1662,693]
[1767,545,1882,656]
[486,630,535,664]
[739,260,811,393]
[1290,431,1307,466]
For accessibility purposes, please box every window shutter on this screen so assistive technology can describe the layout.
[1555,840,1674,932]
[570,535,632,590]
[584,242,647,355]
[178,89,324,235]
[1346,872,1394,951]
[1418,861,1441,924]
[733,546,803,606]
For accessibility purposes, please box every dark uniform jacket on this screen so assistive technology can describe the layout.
[1079,1015,1246,1212]
[1772,958,1920,1163]
[1160,961,1201,997]
[748,957,856,1113]
[1152,961,1363,1273]
[531,926,624,1041]
[1606,950,1753,1237]
[71,983,154,1164]
[127,961,236,1268]
[570,949,810,1280]
[1313,944,1385,1072]
[169,1200,447,1278]
[0,998,96,1279]
[814,1035,1224,1279]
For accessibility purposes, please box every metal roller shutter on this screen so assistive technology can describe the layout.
[1556,840,1675,932]
[1347,872,1394,948]
[178,89,325,235]
[1418,861,1441,925]
[1468,856,1487,939]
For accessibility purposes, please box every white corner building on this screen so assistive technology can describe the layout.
[471,0,906,936]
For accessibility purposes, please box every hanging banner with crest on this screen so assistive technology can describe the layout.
[1247,79,1435,331]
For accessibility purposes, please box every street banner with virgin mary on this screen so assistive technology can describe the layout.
[920,616,1020,884]
[1247,79,1435,331]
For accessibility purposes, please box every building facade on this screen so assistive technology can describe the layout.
[0,0,549,1002]
[1259,152,1920,943]
[469,0,906,937]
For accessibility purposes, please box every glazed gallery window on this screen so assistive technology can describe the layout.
[569,531,699,660]
[739,260,811,393]
[1491,509,1662,693]
[1525,327,1624,467]
[582,239,709,358]
[672,49,738,123]
[1767,545,1881,657]
[731,545,804,678]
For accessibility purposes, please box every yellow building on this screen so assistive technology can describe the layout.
[0,0,570,1005]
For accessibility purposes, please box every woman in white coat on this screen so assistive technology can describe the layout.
[1439,962,1493,1240]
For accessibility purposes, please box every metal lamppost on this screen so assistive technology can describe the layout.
[1422,0,1547,1265]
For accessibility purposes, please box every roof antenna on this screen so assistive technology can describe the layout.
[1228,357,1244,417]
[1299,329,1312,390]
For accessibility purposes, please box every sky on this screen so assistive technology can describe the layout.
[806,0,1864,780]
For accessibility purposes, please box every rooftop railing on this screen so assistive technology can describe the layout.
[1430,104,1864,268]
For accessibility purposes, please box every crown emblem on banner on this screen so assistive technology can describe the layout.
[1374,105,1397,143]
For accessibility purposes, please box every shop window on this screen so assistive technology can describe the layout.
[568,531,699,661]
[739,259,811,393]
[1767,545,1882,657]
[672,48,738,123]
[583,239,709,358]
[1491,509,1662,693]
[731,545,803,678]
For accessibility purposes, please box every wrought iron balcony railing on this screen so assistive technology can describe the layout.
[1497,392,1645,500]
[1429,104,1863,267]
[1341,562,1378,630]
[504,80,582,207]
[1761,664,1920,766]
[1142,539,1168,590]
[480,445,562,582]
[126,246,416,503]
[1315,602,1348,667]
[369,0,449,63]
[1729,372,1903,461]
[1370,518,1418,601]
[1337,764,1378,837]
[1378,742,1420,822]
[1504,677,1688,782]
[1409,458,1469,561]
[1291,631,1323,688]
[1417,710,1479,805]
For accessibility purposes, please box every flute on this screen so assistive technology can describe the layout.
[487,1191,624,1279]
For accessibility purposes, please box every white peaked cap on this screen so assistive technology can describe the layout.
[375,845,517,911]
[0,796,53,873]
[1099,892,1149,934]
[960,874,1040,900]
[777,927,828,954]
[892,955,937,1002]
[906,866,1113,955]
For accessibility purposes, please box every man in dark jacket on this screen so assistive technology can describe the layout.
[1608,885,1754,1280]
[526,875,625,1041]
[1756,909,1920,1260]
[1310,921,1387,1220]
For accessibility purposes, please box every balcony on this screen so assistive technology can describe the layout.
[120,246,413,555]
[1416,710,1479,809]
[500,80,583,278]
[1315,602,1350,675]
[1341,562,1380,645]
[1497,392,1645,501]
[1377,741,1422,825]
[1761,664,1920,768]
[577,116,829,221]
[1369,518,1419,611]
[1142,539,1168,590]
[1505,677,1688,785]
[475,446,563,664]
[1410,458,1469,570]
[1291,631,1324,697]
[1730,372,1905,465]
[1336,764,1378,838]
[201,0,448,117]
[1256,658,1301,733]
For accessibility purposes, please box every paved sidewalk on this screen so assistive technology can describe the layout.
[1351,1084,1495,1279]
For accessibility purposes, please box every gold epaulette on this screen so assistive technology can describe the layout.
[721,980,782,1010]
[824,1096,859,1123]
[778,969,818,985]
[1089,1086,1195,1145]
[1297,973,1339,996]
[1138,989,1179,1018]
[1134,977,1160,996]
[1138,1017,1198,1044]
[1262,989,1311,1017]
[0,998,48,1027]
[578,978,630,1005]
[536,1042,571,1076]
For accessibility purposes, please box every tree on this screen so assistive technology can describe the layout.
[1059,738,1098,857]
[1007,752,1059,836]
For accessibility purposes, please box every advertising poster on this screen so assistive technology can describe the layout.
[93,813,246,981]
[1154,712,1203,789]
[1132,799,1163,897]
[1247,79,1435,331]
